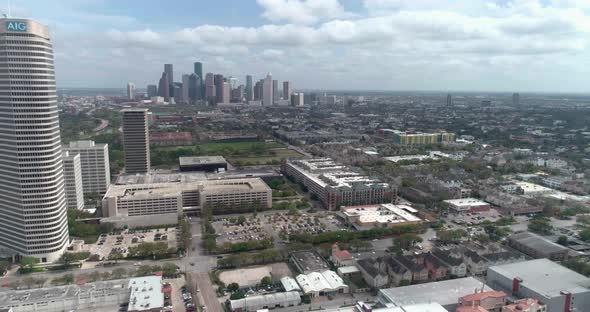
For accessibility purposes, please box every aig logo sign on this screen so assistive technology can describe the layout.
[5,21,27,32]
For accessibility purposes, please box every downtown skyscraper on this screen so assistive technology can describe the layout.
[263,73,273,106]
[0,19,69,262]
[245,75,253,101]
[122,109,151,174]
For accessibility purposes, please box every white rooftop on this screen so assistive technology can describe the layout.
[443,198,489,207]
[280,276,301,292]
[514,181,554,194]
[127,276,163,312]
[296,271,347,294]
[342,203,421,224]
[488,259,590,298]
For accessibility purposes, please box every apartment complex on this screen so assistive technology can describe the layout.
[377,129,455,145]
[63,140,110,194]
[122,108,150,174]
[62,151,84,210]
[102,178,271,224]
[283,158,395,210]
[0,19,69,262]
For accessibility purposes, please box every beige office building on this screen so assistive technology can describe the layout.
[0,19,69,262]
[63,140,110,194]
[122,108,150,174]
[62,151,84,210]
[102,178,272,225]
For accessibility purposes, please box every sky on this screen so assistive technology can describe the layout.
[7,0,590,92]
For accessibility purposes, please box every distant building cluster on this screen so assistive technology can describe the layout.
[377,129,456,145]
[283,158,395,210]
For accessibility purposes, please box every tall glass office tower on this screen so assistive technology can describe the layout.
[0,19,69,262]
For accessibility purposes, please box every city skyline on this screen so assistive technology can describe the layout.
[4,0,590,93]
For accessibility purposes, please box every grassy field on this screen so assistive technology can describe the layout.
[152,141,303,167]
[228,148,304,166]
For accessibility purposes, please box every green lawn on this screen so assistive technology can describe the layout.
[151,141,302,167]
[227,148,304,166]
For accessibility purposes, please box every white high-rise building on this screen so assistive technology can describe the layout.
[126,82,135,100]
[263,73,273,106]
[0,19,69,262]
[62,151,84,210]
[122,108,151,174]
[63,140,111,195]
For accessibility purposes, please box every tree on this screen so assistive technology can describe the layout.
[237,215,247,225]
[227,282,240,292]
[19,256,40,273]
[579,228,590,242]
[108,250,124,263]
[557,235,569,246]
[162,262,178,277]
[436,229,467,243]
[395,233,423,250]
[260,276,272,287]
[0,260,10,276]
[112,268,127,279]
[528,218,553,235]
[483,224,511,242]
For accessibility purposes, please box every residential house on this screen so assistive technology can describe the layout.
[331,243,355,267]
[433,250,467,277]
[393,255,429,283]
[463,250,488,275]
[385,256,412,286]
[424,253,449,280]
[501,298,547,312]
[458,290,507,312]
[356,258,389,288]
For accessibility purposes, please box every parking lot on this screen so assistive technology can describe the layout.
[444,208,502,226]
[85,228,178,261]
[212,211,348,244]
[213,218,270,244]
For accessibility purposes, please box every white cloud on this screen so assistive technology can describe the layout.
[257,0,353,24]
[37,0,590,92]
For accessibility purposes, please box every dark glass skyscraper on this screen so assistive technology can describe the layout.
[188,73,201,103]
[194,62,203,80]
[246,75,253,101]
[164,64,174,96]
[158,72,170,101]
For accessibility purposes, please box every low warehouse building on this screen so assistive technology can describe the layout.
[295,270,349,297]
[179,156,228,172]
[507,231,569,261]
[487,259,590,312]
[340,204,422,229]
[443,198,490,213]
[377,277,494,311]
[0,278,152,312]
[127,276,164,312]
[290,250,330,274]
[229,291,301,312]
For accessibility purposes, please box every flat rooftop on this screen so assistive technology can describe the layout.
[379,277,493,307]
[488,259,590,297]
[128,276,163,312]
[342,203,421,224]
[443,198,489,207]
[514,181,554,194]
[291,250,330,272]
[116,169,279,185]
[179,156,227,166]
[105,178,270,199]
[508,231,568,255]
[288,159,389,189]
[0,279,128,306]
